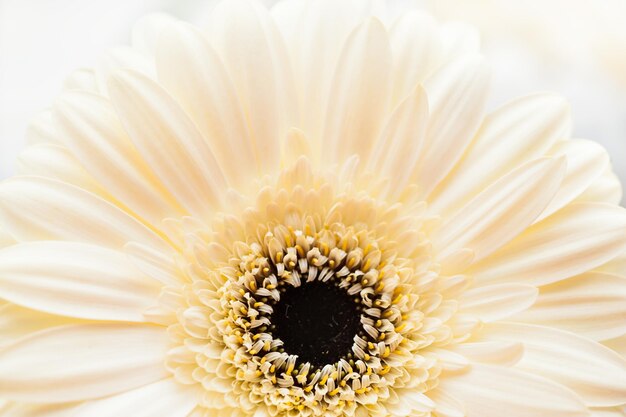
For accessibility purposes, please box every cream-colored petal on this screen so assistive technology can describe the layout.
[208,0,296,175]
[156,23,256,188]
[429,93,570,217]
[428,388,465,417]
[322,17,391,164]
[367,85,428,198]
[62,68,99,93]
[0,324,169,403]
[0,177,163,253]
[108,69,227,219]
[0,403,76,417]
[95,46,155,95]
[538,139,610,221]
[483,323,626,407]
[512,272,626,341]
[452,340,524,366]
[470,203,626,286]
[459,284,538,322]
[604,335,626,358]
[577,166,623,205]
[0,303,81,349]
[69,378,199,417]
[125,242,185,287]
[272,0,375,144]
[596,251,626,275]
[415,54,490,198]
[54,91,185,225]
[435,157,565,261]
[17,144,105,196]
[389,11,443,103]
[0,242,161,322]
[590,408,626,417]
[131,13,180,56]
[24,110,63,146]
[0,177,173,254]
[439,363,590,417]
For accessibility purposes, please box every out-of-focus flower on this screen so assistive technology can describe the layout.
[0,1,625,416]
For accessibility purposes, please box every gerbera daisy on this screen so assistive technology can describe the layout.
[1,1,625,416]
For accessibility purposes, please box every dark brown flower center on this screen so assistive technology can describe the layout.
[270,281,362,367]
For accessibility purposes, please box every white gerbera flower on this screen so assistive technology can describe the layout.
[1,1,625,416]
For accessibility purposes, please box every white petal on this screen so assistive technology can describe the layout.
[452,340,524,366]
[577,166,623,205]
[17,144,105,196]
[131,13,180,56]
[209,0,296,175]
[0,303,80,349]
[95,46,155,95]
[0,324,169,403]
[0,242,161,322]
[596,251,626,275]
[0,177,173,255]
[429,93,570,216]
[63,68,99,93]
[460,284,538,322]
[604,335,626,358]
[389,11,443,102]
[272,0,374,143]
[439,363,589,417]
[512,272,626,341]
[367,85,428,198]
[538,139,609,221]
[470,203,626,286]
[24,110,62,146]
[108,69,227,219]
[54,91,185,225]
[416,55,490,197]
[322,17,391,164]
[428,388,465,417]
[590,408,626,417]
[0,403,76,417]
[69,378,198,417]
[435,157,566,261]
[483,323,626,407]
[156,23,256,188]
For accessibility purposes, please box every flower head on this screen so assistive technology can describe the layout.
[0,1,626,417]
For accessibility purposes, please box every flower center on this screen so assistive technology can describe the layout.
[270,280,362,367]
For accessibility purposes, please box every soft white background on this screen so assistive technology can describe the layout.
[1,0,625,203]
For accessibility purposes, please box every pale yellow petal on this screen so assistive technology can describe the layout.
[0,177,173,255]
[0,303,81,349]
[156,22,257,188]
[434,157,565,261]
[538,139,610,221]
[415,54,490,197]
[208,0,296,175]
[513,272,626,341]
[108,69,227,219]
[470,203,626,286]
[322,17,391,164]
[429,93,570,217]
[460,284,538,322]
[0,242,161,322]
[439,364,589,417]
[69,378,199,417]
[483,323,626,407]
[0,324,169,403]
[54,91,185,225]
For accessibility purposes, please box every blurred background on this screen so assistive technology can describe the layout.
[1,0,625,203]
